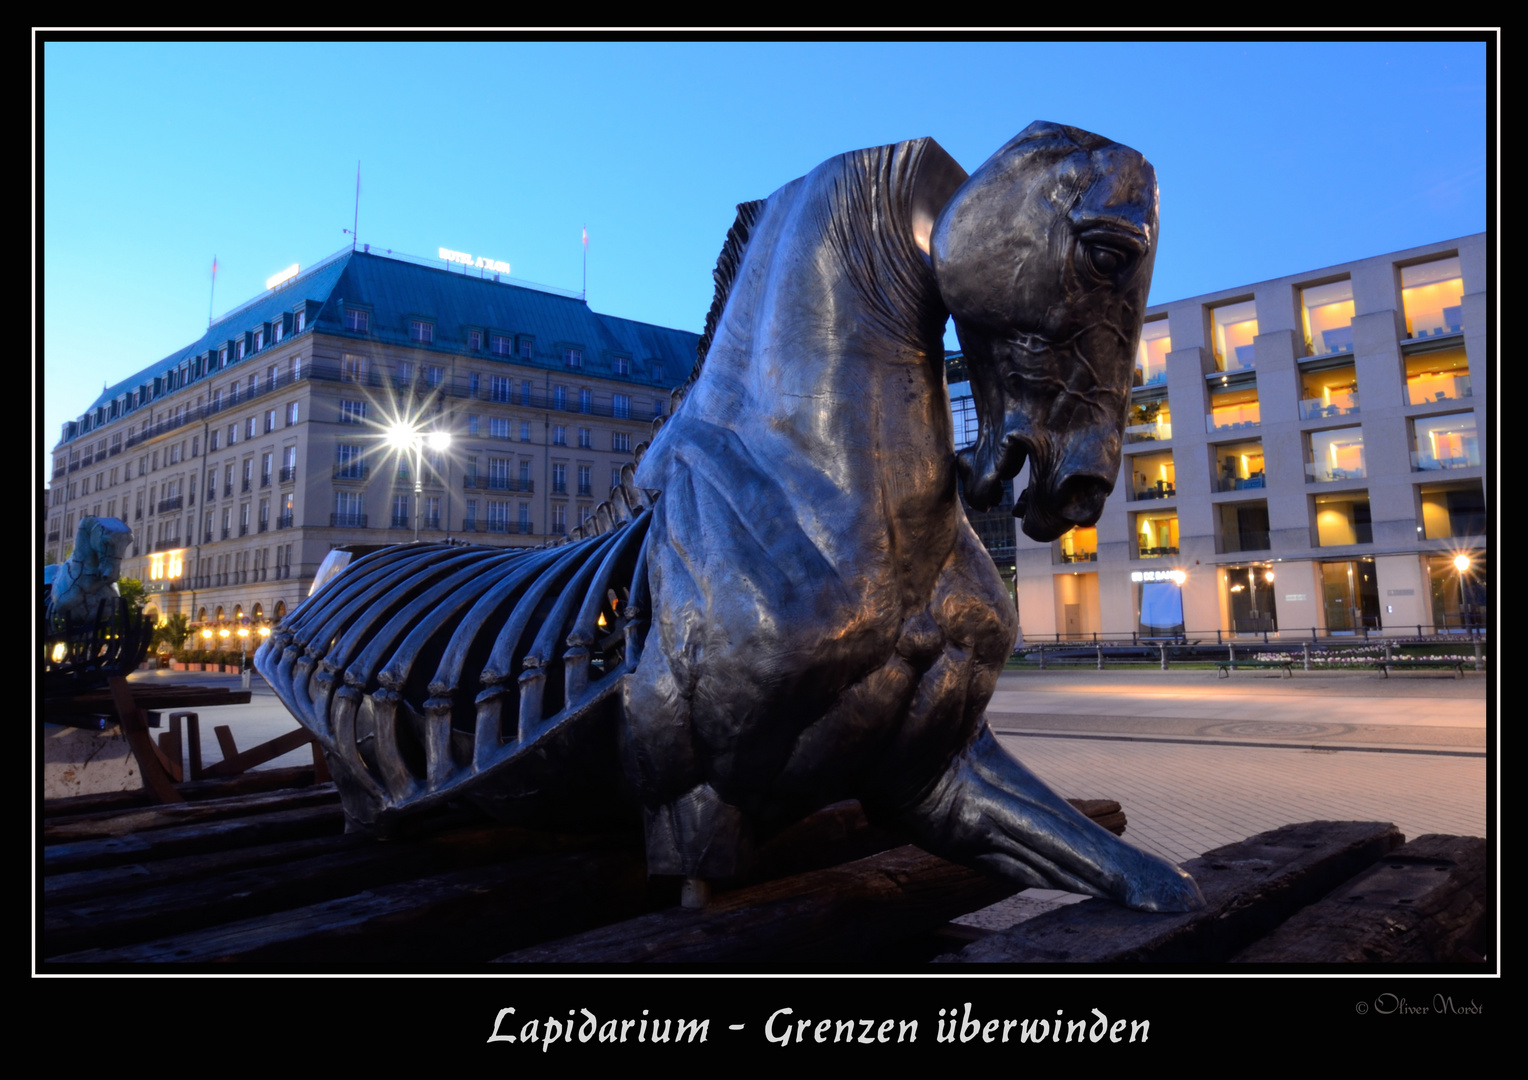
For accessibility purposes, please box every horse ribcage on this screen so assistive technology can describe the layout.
[255,507,653,830]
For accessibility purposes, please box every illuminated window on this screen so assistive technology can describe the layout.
[1133,510,1179,558]
[1127,450,1175,500]
[1298,362,1358,420]
[1207,383,1260,433]
[1401,256,1463,339]
[1314,492,1372,546]
[1307,427,1365,482]
[1212,439,1264,493]
[1135,318,1170,386]
[1127,394,1171,443]
[1059,526,1096,563]
[1210,300,1258,372]
[1404,347,1471,405]
[1411,413,1479,471]
[1301,279,1354,356]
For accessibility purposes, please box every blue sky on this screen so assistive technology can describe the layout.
[39,39,1490,486]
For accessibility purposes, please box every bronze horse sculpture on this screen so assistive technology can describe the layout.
[257,122,1203,913]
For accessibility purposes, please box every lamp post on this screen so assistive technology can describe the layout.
[1453,554,1472,633]
[386,423,452,541]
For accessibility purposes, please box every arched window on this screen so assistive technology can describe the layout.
[215,605,225,622]
[274,600,286,619]
[252,602,264,620]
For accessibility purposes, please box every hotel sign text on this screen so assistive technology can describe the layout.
[440,247,511,275]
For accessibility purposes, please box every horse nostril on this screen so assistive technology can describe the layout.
[1054,474,1112,524]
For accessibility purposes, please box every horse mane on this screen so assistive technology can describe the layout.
[675,198,767,408]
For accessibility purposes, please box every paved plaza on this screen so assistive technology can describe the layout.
[117,664,1490,865]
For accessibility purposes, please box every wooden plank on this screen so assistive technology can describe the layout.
[1231,834,1490,963]
[42,821,631,958]
[43,803,347,874]
[43,784,341,842]
[200,728,316,779]
[494,844,1017,964]
[943,820,1405,964]
[106,677,182,802]
[46,845,655,966]
[42,766,321,818]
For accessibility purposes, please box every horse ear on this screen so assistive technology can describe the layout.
[908,138,968,258]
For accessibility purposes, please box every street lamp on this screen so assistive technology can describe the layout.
[1453,554,1473,632]
[385,422,452,541]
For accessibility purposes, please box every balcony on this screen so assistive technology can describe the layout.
[552,482,567,495]
[1298,391,1359,421]
[203,531,213,543]
[461,519,478,532]
[47,530,60,542]
[423,515,441,531]
[330,513,368,528]
[1213,473,1265,493]
[277,514,293,529]
[279,465,297,483]
[1137,544,1179,558]
[241,479,251,493]
[260,473,271,488]
[224,484,233,497]
[221,528,231,540]
[258,521,269,533]
[391,515,411,529]
[577,484,593,497]
[1125,412,1171,443]
[157,495,183,513]
[467,476,534,493]
[206,488,216,502]
[1411,444,1480,471]
[1206,404,1260,434]
[1306,461,1367,483]
[333,464,369,481]
[239,524,249,537]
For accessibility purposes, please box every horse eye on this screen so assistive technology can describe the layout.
[1084,244,1128,277]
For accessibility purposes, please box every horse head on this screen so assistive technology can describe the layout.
[932,121,1158,541]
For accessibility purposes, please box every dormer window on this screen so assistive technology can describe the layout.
[237,339,246,360]
[409,320,433,344]
[219,347,229,368]
[564,348,583,369]
[468,329,483,351]
[491,334,511,355]
[344,308,370,333]
[613,356,631,376]
[254,328,264,351]
[296,310,306,333]
[273,319,284,344]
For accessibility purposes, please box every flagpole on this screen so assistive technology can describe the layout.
[352,162,360,251]
[208,256,217,327]
[582,224,587,300]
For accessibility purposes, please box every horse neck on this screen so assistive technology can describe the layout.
[688,142,953,491]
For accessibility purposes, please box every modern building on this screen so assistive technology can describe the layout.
[949,355,1017,602]
[44,245,699,627]
[1011,233,1488,641]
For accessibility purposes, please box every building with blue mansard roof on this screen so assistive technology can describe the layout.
[45,244,699,627]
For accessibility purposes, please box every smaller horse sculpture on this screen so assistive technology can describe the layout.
[46,517,133,629]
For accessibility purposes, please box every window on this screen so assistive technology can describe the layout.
[425,365,442,387]
[409,320,433,344]
[290,355,302,381]
[1301,279,1354,356]
[552,505,567,534]
[577,465,592,496]
[520,380,532,407]
[520,338,532,360]
[1298,362,1358,420]
[267,364,279,387]
[260,452,273,486]
[1128,450,1176,500]
[258,498,270,530]
[578,427,592,449]
[237,339,246,360]
[1419,481,1485,540]
[254,329,264,352]
[553,386,567,410]
[489,457,509,488]
[613,356,630,376]
[334,490,364,526]
[469,372,481,396]
[286,401,299,426]
[518,460,532,487]
[342,354,366,383]
[1313,492,1371,546]
[468,329,483,351]
[1307,427,1366,482]
[468,414,480,436]
[1212,439,1264,493]
[245,416,256,440]
[1401,256,1464,339]
[553,425,567,446]
[392,494,411,529]
[612,394,630,419]
[273,319,283,344]
[579,388,591,413]
[564,348,582,369]
[491,334,511,355]
[1206,383,1259,433]
[1133,509,1180,558]
[1135,318,1170,387]
[228,423,238,446]
[520,421,532,442]
[397,360,414,385]
[491,376,511,403]
[654,397,665,418]
[464,498,479,529]
[336,444,365,479]
[219,347,228,367]
[518,503,532,531]
[552,463,567,494]
[296,310,305,333]
[1210,300,1259,372]
[1404,346,1471,405]
[1218,501,1271,553]
[490,417,510,440]
[344,309,370,332]
[265,409,276,433]
[1059,526,1096,563]
[1411,413,1479,471]
[612,431,631,453]
[340,399,367,425]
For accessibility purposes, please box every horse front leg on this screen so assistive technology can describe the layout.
[892,724,1205,913]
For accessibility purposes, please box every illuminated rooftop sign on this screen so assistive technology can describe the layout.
[266,263,300,289]
[439,247,510,275]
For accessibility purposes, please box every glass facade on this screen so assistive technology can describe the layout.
[1126,450,1175,501]
[1299,362,1359,420]
[1212,438,1265,492]
[1418,481,1485,539]
[1404,346,1471,405]
[1314,491,1373,546]
[1319,558,1380,632]
[1133,510,1179,558]
[1307,427,1366,482]
[1301,279,1355,356]
[1126,395,1171,443]
[1207,383,1260,433]
[1223,563,1278,635]
[1411,412,1479,470]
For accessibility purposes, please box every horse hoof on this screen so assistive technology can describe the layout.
[1123,856,1205,913]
